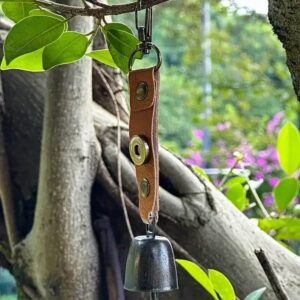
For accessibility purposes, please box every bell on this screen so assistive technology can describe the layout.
[124,235,179,292]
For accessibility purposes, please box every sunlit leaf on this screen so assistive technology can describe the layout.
[277,122,300,175]
[192,165,209,180]
[102,22,141,73]
[29,8,65,22]
[103,22,134,34]
[1,47,44,71]
[176,260,218,300]
[274,178,299,212]
[244,287,266,300]
[2,2,37,22]
[104,28,139,57]
[258,218,300,240]
[87,49,117,68]
[43,32,88,70]
[208,269,235,300]
[4,16,66,64]
[226,183,248,211]
[223,176,246,188]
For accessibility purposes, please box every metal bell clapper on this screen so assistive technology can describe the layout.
[124,222,179,295]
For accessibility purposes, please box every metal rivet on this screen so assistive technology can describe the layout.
[140,178,150,198]
[136,82,148,101]
[129,135,150,166]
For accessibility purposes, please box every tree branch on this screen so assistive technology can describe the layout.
[255,249,290,300]
[35,0,171,18]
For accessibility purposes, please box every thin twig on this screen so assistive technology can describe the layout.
[96,67,134,240]
[255,248,290,300]
[218,158,239,188]
[239,161,270,218]
[34,0,171,18]
[0,74,19,250]
[81,0,90,9]
[245,176,270,218]
[86,0,109,8]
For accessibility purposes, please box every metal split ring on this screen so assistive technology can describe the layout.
[128,44,162,72]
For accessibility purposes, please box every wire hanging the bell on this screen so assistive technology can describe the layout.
[124,1,179,299]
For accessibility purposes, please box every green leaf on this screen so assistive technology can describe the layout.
[244,287,266,300]
[277,122,300,175]
[1,47,44,72]
[192,165,209,180]
[43,32,88,70]
[87,49,117,68]
[107,43,130,73]
[2,2,38,22]
[102,22,134,35]
[0,0,34,2]
[176,260,218,300]
[226,184,248,211]
[104,29,139,57]
[4,16,66,65]
[102,23,141,73]
[29,8,65,22]
[274,178,299,212]
[258,218,300,240]
[223,176,246,188]
[208,269,235,300]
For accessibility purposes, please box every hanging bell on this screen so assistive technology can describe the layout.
[124,235,179,292]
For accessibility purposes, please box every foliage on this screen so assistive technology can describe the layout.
[0,4,140,73]
[177,259,266,300]
[189,120,300,253]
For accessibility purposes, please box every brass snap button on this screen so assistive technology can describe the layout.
[129,135,150,166]
[136,81,148,101]
[140,178,150,198]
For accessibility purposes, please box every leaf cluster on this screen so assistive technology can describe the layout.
[0,1,141,73]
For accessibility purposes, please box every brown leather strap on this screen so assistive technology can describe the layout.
[128,67,160,224]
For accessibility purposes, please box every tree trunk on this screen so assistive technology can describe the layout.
[1,9,100,299]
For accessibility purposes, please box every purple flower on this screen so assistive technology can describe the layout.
[268,177,279,187]
[263,193,274,207]
[257,158,267,168]
[226,158,236,168]
[192,129,205,140]
[216,121,231,132]
[255,172,264,180]
[262,165,273,174]
[186,152,204,167]
[267,112,284,134]
[217,139,226,148]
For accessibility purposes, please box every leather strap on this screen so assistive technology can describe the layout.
[128,67,160,224]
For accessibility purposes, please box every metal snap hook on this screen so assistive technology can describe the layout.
[128,43,162,72]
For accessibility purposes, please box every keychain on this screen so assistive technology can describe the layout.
[124,2,178,299]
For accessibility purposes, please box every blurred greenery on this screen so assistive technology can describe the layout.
[112,0,298,155]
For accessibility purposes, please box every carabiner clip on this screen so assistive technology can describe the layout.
[135,1,152,54]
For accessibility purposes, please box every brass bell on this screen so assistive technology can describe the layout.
[124,235,179,292]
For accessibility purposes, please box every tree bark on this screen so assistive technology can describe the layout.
[268,0,300,101]
[1,59,300,299]
[2,9,100,299]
